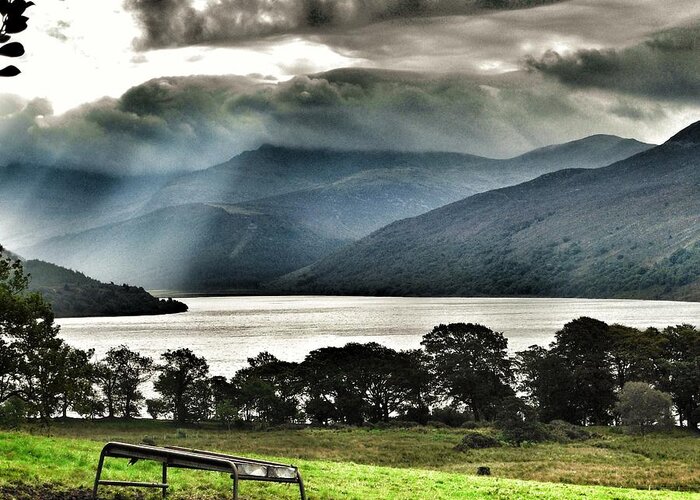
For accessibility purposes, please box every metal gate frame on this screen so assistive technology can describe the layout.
[92,441,306,499]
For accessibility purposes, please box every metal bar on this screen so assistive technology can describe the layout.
[98,480,168,488]
[162,462,168,499]
[166,445,296,468]
[163,463,297,481]
[297,471,307,500]
[229,461,239,500]
[92,448,106,499]
[166,456,242,474]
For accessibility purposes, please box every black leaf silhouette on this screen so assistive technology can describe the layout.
[0,41,23,56]
[8,0,33,16]
[0,64,20,76]
[0,0,32,15]
[4,14,27,34]
[0,0,33,76]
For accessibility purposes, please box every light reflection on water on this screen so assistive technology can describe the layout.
[57,296,700,379]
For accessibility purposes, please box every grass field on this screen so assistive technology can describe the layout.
[0,420,698,499]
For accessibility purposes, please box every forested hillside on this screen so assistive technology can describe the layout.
[20,257,187,317]
[275,121,700,301]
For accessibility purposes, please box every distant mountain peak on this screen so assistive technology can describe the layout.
[666,120,700,146]
[508,133,653,164]
[540,133,648,149]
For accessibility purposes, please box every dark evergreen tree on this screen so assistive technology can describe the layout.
[552,318,617,424]
[515,345,575,422]
[518,317,617,425]
[608,324,666,389]
[421,323,514,421]
[395,349,434,425]
[153,348,211,423]
[300,343,422,425]
[231,352,301,424]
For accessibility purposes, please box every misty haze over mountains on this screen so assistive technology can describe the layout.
[11,133,653,292]
[0,166,175,248]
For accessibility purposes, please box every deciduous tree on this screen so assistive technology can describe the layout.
[96,345,153,418]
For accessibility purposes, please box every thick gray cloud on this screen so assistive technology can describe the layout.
[309,0,700,76]
[526,24,700,103]
[0,75,271,173]
[0,68,692,174]
[124,0,564,49]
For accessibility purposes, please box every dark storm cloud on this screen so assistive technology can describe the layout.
[0,75,270,173]
[124,0,565,49]
[222,68,679,155]
[525,24,700,103]
[0,68,685,174]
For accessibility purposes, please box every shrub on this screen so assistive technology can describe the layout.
[547,420,592,442]
[499,421,552,446]
[141,436,157,446]
[0,397,27,428]
[390,420,420,428]
[364,420,420,430]
[365,421,391,430]
[495,396,549,446]
[615,382,674,435]
[453,431,501,451]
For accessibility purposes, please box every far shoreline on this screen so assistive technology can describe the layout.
[148,289,700,306]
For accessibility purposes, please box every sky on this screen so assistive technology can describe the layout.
[0,0,698,173]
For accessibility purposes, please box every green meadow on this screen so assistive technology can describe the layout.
[1,420,698,499]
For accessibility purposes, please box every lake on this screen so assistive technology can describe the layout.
[57,296,700,379]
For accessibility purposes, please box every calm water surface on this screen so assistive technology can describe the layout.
[57,296,700,379]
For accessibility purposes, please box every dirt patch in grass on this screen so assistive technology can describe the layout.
[0,484,95,500]
[0,484,151,500]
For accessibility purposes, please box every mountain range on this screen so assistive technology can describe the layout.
[18,134,651,290]
[274,121,700,301]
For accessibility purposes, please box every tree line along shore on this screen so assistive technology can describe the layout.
[1,250,698,437]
